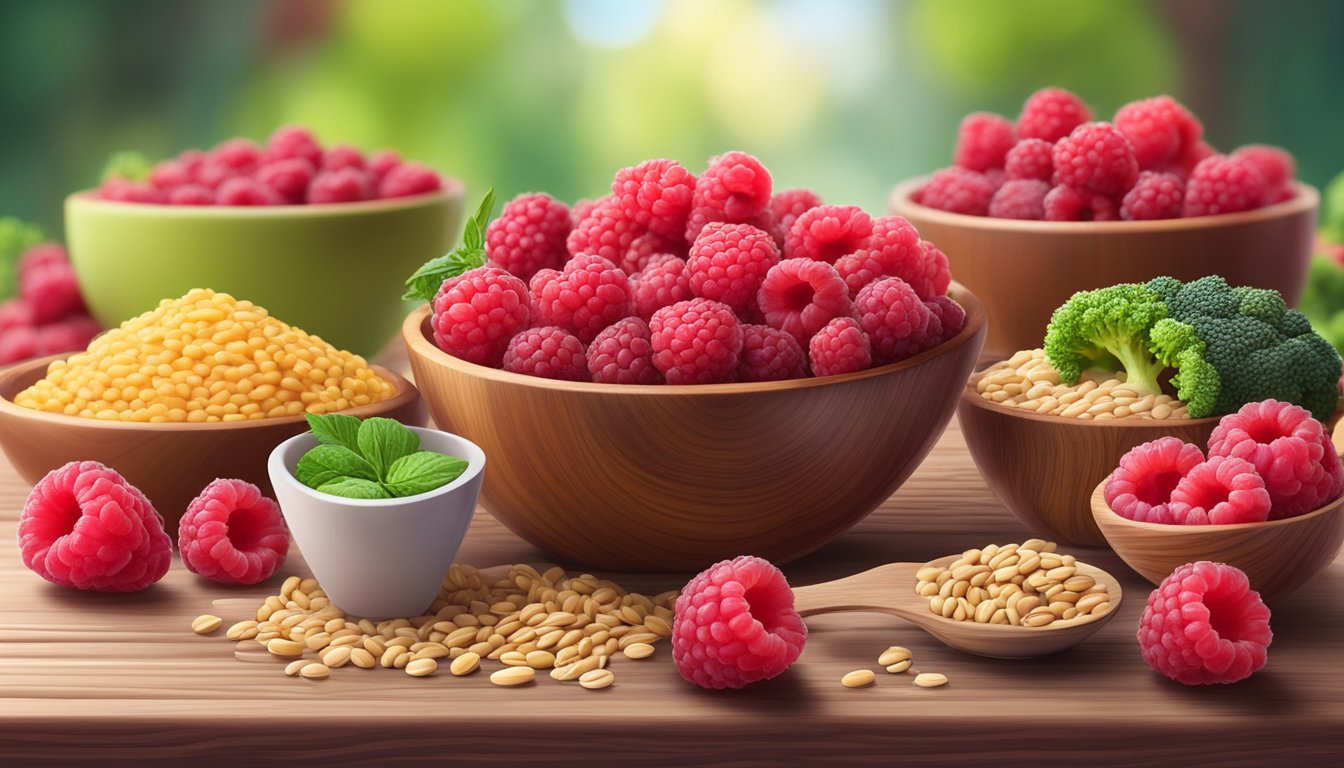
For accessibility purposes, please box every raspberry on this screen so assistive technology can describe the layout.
[19,254,84,324]
[307,168,373,204]
[988,179,1050,220]
[502,326,589,381]
[809,317,871,377]
[567,202,641,264]
[209,138,263,177]
[649,298,743,384]
[323,144,366,172]
[631,255,692,320]
[925,294,965,341]
[1207,400,1344,519]
[1232,144,1295,202]
[671,555,807,689]
[835,218,948,301]
[17,461,171,592]
[216,177,283,206]
[1120,172,1185,221]
[738,323,807,382]
[179,479,289,585]
[1105,437,1206,524]
[611,159,696,241]
[763,189,822,247]
[1016,87,1091,143]
[18,243,68,280]
[1043,185,1120,221]
[1114,96,1202,169]
[1052,122,1139,195]
[1168,456,1272,525]
[954,112,1016,172]
[35,316,101,356]
[377,162,443,199]
[177,149,206,180]
[783,205,873,264]
[368,150,401,184]
[485,193,573,280]
[535,254,634,344]
[685,151,773,242]
[855,277,936,363]
[1004,138,1055,182]
[168,185,215,205]
[99,178,164,204]
[587,317,661,385]
[1183,155,1267,217]
[687,223,780,313]
[255,158,317,204]
[0,298,33,330]
[620,230,683,275]
[528,268,559,314]
[431,266,531,367]
[570,197,607,228]
[1138,561,1271,685]
[757,258,853,345]
[0,326,36,364]
[150,160,190,190]
[919,167,995,216]
[265,125,324,167]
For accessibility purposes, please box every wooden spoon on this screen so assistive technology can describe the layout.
[791,556,1123,659]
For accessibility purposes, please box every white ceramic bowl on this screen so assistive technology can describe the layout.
[268,426,486,619]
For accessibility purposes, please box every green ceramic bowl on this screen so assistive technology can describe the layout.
[65,183,465,356]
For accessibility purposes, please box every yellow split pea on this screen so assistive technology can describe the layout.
[15,289,393,423]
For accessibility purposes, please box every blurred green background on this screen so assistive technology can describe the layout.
[3,0,1343,236]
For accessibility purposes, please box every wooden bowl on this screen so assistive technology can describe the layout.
[1090,480,1344,601]
[890,177,1319,360]
[0,354,426,530]
[402,285,988,572]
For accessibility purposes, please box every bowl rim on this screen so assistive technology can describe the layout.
[959,377,1220,428]
[0,353,420,432]
[401,282,987,395]
[890,176,1318,234]
[1089,474,1344,533]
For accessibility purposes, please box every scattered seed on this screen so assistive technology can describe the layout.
[490,667,535,687]
[623,642,656,660]
[450,652,481,676]
[406,658,438,677]
[284,659,308,677]
[579,669,615,690]
[299,663,329,680]
[191,614,223,635]
[913,672,948,688]
[877,646,911,667]
[841,670,876,688]
[885,659,912,674]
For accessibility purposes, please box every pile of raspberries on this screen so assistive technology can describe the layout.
[0,242,101,364]
[918,88,1297,221]
[432,151,965,384]
[97,125,444,206]
[1105,400,1344,525]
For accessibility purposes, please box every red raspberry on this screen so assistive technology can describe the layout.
[1053,122,1139,195]
[431,266,531,367]
[919,167,995,216]
[255,158,317,204]
[367,150,401,184]
[954,112,1016,172]
[1004,138,1055,182]
[1138,561,1271,685]
[757,258,853,345]
[1207,400,1344,519]
[738,323,806,382]
[1016,87,1091,143]
[587,317,661,385]
[210,138,263,177]
[611,159,696,241]
[18,461,171,592]
[835,218,948,301]
[809,316,871,377]
[570,197,607,228]
[216,177,283,206]
[1043,185,1120,221]
[1183,155,1267,217]
[323,144,366,172]
[1232,144,1296,203]
[762,189,822,247]
[0,298,33,330]
[567,202,641,263]
[1121,172,1185,221]
[18,243,68,280]
[377,162,443,199]
[631,255,693,320]
[925,294,965,341]
[620,230,683,275]
[671,555,807,689]
[485,193,573,280]
[179,479,289,585]
[783,205,873,264]
[687,223,780,313]
[1114,95,1202,170]
[19,254,84,324]
[1105,437,1205,524]
[177,149,206,180]
[150,160,190,190]
[98,178,164,203]
[528,268,559,313]
[502,326,589,381]
[649,298,743,384]
[0,326,37,364]
[988,179,1050,220]
[855,277,935,363]
[535,254,634,344]
[1168,456,1272,525]
[265,125,324,167]
[34,316,101,356]
[307,168,373,204]
[168,185,215,205]
[685,151,773,242]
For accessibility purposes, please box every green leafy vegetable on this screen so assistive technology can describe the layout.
[357,417,420,478]
[402,188,496,301]
[100,150,152,183]
[0,218,45,302]
[296,414,470,500]
[317,477,392,499]
[295,445,378,489]
[384,452,468,497]
[305,412,362,453]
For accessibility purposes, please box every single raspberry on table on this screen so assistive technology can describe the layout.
[1120,172,1185,221]
[377,162,443,199]
[783,205,873,264]
[1168,456,1272,525]
[738,323,807,382]
[1016,87,1091,143]
[307,168,372,204]
[255,158,317,204]
[687,222,780,313]
[954,112,1016,172]
[672,555,807,689]
[265,125,324,167]
[919,167,995,216]
[35,316,101,355]
[534,254,634,343]
[1207,399,1344,519]
[1105,437,1205,524]
[485,192,573,280]
[756,258,853,345]
[1138,561,1271,685]
[835,218,948,301]
[587,317,661,385]
[1183,155,1267,217]
[1043,185,1120,221]
[809,316,871,377]
[1114,95,1202,170]
[323,144,366,172]
[216,177,283,206]
[925,294,965,341]
[631,255,693,320]
[367,150,401,185]
[1052,122,1139,195]
[611,158,696,242]
[168,184,215,205]
[762,189,822,247]
[179,479,289,585]
[502,326,589,381]
[431,266,532,368]
[1232,145,1296,203]
[855,277,936,363]
[649,298,743,384]
[1004,138,1055,182]
[988,179,1050,220]
[18,461,171,592]
[685,151,773,243]
[19,248,85,324]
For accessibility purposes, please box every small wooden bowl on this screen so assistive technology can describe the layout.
[1090,480,1344,601]
[403,285,988,572]
[890,177,1319,360]
[0,354,426,530]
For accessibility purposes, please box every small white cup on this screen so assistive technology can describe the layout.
[268,426,485,619]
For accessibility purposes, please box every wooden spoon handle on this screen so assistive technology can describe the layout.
[791,562,921,620]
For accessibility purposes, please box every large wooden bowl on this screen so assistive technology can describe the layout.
[0,354,426,530]
[403,286,988,571]
[1090,480,1344,601]
[890,177,1319,360]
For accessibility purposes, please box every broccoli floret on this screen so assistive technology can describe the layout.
[1148,318,1219,417]
[1043,283,1171,397]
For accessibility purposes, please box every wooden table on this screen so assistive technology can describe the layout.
[2,415,1343,766]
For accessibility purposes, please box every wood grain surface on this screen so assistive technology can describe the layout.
[2,356,1343,767]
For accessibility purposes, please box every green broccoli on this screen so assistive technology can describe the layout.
[1043,282,1176,398]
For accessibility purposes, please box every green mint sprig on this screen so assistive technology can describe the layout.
[100,150,153,183]
[297,413,468,500]
[402,188,496,301]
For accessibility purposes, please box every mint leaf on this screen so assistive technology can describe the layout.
[357,417,419,478]
[100,150,152,183]
[295,445,377,489]
[305,413,362,453]
[384,451,468,496]
[316,477,392,499]
[402,188,496,301]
